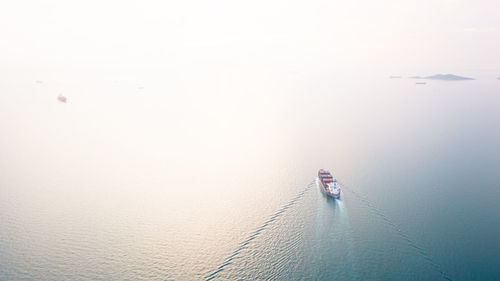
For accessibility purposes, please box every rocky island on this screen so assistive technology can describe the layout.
[409,74,474,80]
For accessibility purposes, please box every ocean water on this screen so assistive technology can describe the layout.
[0,70,499,280]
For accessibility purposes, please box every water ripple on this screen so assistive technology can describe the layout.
[204,180,315,280]
[338,180,454,281]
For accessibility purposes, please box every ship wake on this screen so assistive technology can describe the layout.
[204,180,315,281]
[338,180,454,281]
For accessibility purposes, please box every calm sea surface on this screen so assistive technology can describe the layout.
[1,70,499,280]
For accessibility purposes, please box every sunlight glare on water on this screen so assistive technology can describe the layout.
[0,70,499,280]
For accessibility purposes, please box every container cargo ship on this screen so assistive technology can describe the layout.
[318,169,341,199]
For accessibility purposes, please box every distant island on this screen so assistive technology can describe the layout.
[409,74,474,81]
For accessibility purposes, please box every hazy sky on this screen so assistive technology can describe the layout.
[1,0,499,74]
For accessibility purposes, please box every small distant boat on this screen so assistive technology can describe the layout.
[57,95,67,103]
[318,169,341,199]
[416,82,426,85]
